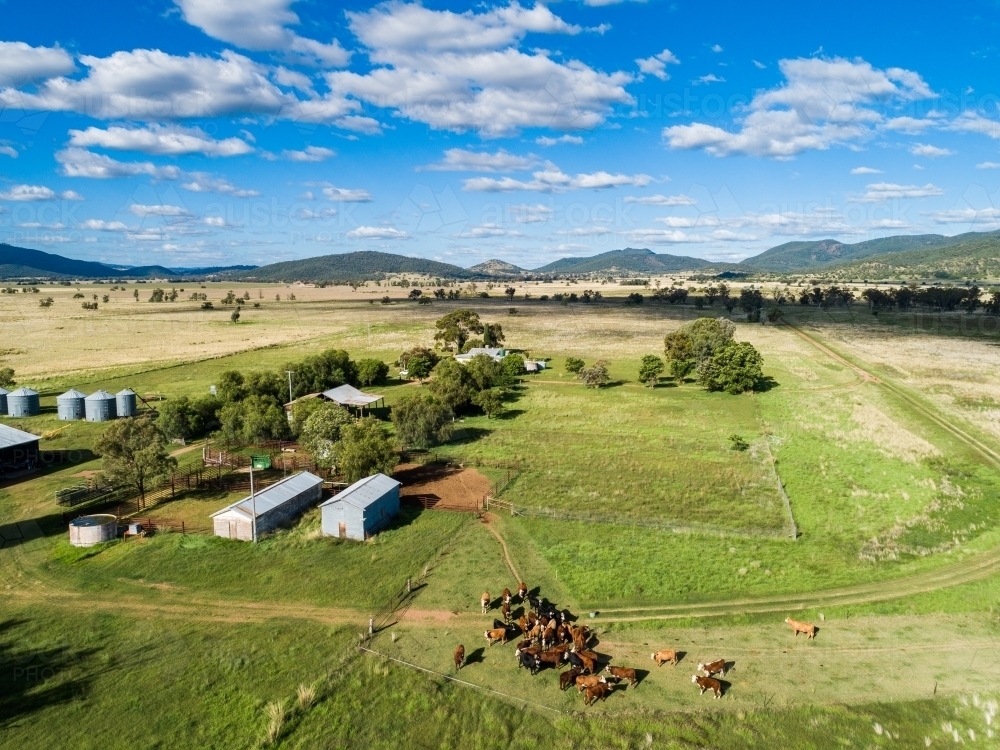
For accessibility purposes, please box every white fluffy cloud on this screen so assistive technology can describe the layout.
[80,219,130,231]
[946,111,1000,139]
[664,57,934,158]
[175,0,350,67]
[924,207,1000,224]
[976,161,1000,169]
[0,184,83,201]
[1,49,297,120]
[636,48,679,81]
[55,147,182,179]
[129,204,191,217]
[423,148,539,172]
[0,41,75,86]
[0,145,17,159]
[624,194,695,206]
[322,186,372,202]
[464,167,651,193]
[535,135,584,146]
[910,143,953,157]
[850,166,883,175]
[331,2,631,136]
[854,182,943,202]
[346,226,408,239]
[282,145,336,162]
[68,124,253,157]
[182,174,260,197]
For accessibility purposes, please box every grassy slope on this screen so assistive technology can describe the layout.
[2,603,995,750]
[819,233,1000,279]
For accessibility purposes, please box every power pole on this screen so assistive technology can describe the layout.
[285,370,295,404]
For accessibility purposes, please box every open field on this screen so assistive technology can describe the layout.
[5,295,1000,747]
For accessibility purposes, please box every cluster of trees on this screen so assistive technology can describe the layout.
[663,318,764,394]
[156,348,390,446]
[564,357,611,388]
[860,285,998,314]
[432,309,506,352]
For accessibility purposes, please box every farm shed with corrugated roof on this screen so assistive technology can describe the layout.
[319,473,401,541]
[211,471,324,541]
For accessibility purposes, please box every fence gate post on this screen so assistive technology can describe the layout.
[407,578,411,593]
[369,618,374,637]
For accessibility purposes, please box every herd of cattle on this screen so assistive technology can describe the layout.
[450,584,818,706]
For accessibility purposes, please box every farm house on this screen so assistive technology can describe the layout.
[454,347,506,363]
[319,473,401,540]
[0,423,40,476]
[211,471,324,542]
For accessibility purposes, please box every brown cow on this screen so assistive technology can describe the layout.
[692,674,722,698]
[501,601,511,624]
[484,627,507,646]
[560,667,582,691]
[575,674,607,691]
[697,659,726,677]
[514,639,533,655]
[517,581,528,600]
[535,648,565,668]
[607,665,638,688]
[650,649,678,667]
[502,588,512,605]
[453,645,465,671]
[785,617,817,638]
[571,625,589,651]
[568,651,597,675]
[480,591,491,614]
[583,681,613,706]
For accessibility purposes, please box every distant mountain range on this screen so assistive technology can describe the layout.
[4,229,1000,282]
[0,244,254,279]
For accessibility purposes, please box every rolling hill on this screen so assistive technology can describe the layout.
[817,233,1000,280]
[235,250,475,281]
[0,244,254,279]
[467,259,526,276]
[533,247,716,274]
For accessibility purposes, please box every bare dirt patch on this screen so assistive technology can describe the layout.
[395,462,492,512]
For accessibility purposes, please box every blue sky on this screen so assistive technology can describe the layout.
[3,0,1000,270]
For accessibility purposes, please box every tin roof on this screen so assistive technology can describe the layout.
[8,387,38,397]
[319,473,401,511]
[116,388,137,396]
[58,389,87,400]
[210,471,324,519]
[0,388,9,396]
[321,384,382,407]
[0,423,40,449]
[86,390,116,401]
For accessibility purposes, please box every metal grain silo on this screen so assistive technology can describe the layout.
[0,387,8,415]
[7,387,40,417]
[84,390,117,422]
[116,388,138,418]
[57,389,87,420]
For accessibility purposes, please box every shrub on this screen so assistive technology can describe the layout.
[699,341,764,395]
[638,355,664,387]
[729,434,749,451]
[472,387,505,418]
[426,358,473,412]
[565,357,585,374]
[356,358,390,387]
[579,360,610,388]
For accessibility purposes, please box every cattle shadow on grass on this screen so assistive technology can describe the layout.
[631,669,651,688]
[464,647,486,666]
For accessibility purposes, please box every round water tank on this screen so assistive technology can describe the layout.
[116,388,137,418]
[85,390,117,422]
[0,387,8,415]
[69,514,118,547]
[7,387,40,417]
[57,389,87,421]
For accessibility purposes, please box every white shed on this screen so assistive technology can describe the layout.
[211,471,324,541]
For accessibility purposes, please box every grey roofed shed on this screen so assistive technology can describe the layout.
[321,384,383,411]
[57,389,87,421]
[211,471,324,542]
[0,422,40,473]
[319,473,401,541]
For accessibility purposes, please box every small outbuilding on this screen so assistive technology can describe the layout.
[0,423,40,475]
[211,471,324,542]
[319,473,401,541]
[321,384,384,414]
[116,388,138,417]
